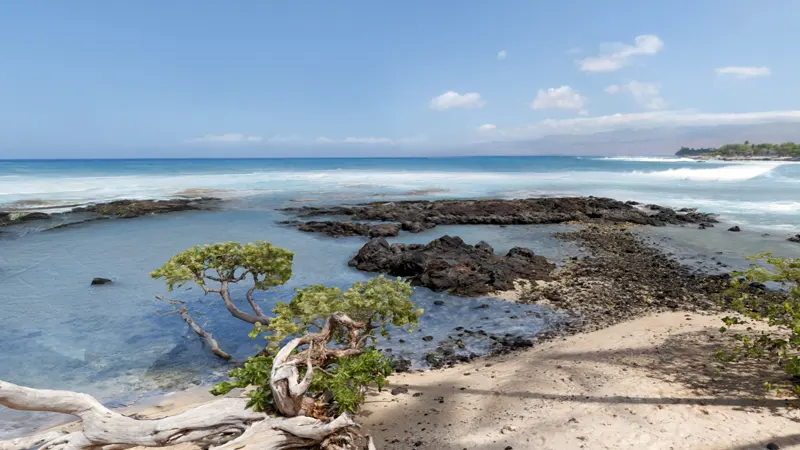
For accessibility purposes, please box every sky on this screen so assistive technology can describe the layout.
[1,0,799,158]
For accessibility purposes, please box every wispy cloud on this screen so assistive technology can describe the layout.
[478,110,800,141]
[531,86,587,114]
[477,124,497,132]
[429,91,486,110]
[605,81,667,110]
[496,50,507,60]
[715,66,771,79]
[578,35,663,72]
[316,136,427,145]
[186,133,263,143]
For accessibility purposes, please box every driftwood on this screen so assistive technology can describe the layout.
[0,381,359,450]
[158,297,232,361]
[0,313,377,450]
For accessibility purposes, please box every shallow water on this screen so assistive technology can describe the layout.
[0,207,565,437]
[2,156,800,438]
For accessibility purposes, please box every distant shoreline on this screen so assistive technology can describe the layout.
[687,155,800,162]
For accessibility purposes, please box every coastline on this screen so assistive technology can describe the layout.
[46,311,799,450]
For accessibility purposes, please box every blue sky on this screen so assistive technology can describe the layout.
[1,0,799,158]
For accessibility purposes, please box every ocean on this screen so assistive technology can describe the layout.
[1,156,799,437]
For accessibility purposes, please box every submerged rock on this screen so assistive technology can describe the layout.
[727,225,741,232]
[91,277,113,285]
[789,234,800,243]
[349,235,555,296]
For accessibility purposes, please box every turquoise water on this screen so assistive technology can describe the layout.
[2,156,800,230]
[1,156,799,437]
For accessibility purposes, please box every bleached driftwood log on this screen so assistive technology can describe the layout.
[0,381,358,450]
[0,313,379,450]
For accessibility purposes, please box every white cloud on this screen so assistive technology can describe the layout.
[481,110,800,141]
[342,137,394,144]
[531,86,587,112]
[186,133,262,143]
[715,66,771,79]
[315,135,427,145]
[477,124,497,132]
[429,91,485,110]
[578,35,663,72]
[605,81,666,110]
[497,50,507,60]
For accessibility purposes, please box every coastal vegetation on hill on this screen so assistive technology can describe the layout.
[676,141,800,159]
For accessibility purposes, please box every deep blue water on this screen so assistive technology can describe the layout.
[1,156,799,437]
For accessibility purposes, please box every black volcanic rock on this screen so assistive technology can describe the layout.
[283,197,717,237]
[728,225,741,232]
[91,277,113,285]
[789,234,800,243]
[75,198,219,219]
[348,235,555,296]
[294,220,400,238]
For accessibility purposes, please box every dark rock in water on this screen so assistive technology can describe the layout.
[422,335,434,342]
[77,198,218,219]
[390,387,408,395]
[698,223,715,229]
[727,225,741,232]
[1,211,51,226]
[91,277,113,285]
[16,212,51,222]
[392,357,412,373]
[349,235,555,296]
[766,443,779,450]
[789,234,800,243]
[401,221,431,233]
[295,220,400,238]
[433,300,444,306]
[284,197,718,233]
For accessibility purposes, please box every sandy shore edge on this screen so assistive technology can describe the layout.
[37,310,799,450]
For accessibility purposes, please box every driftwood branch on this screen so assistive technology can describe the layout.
[157,297,232,360]
[0,381,359,450]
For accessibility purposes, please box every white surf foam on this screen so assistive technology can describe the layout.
[630,163,783,182]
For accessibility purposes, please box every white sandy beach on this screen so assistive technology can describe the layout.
[65,311,797,450]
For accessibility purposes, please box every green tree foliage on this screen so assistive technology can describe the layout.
[153,241,422,416]
[718,252,800,394]
[676,142,800,159]
[213,276,421,415]
[150,241,294,324]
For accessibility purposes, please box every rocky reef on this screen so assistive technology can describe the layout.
[283,197,718,237]
[1,198,221,229]
[349,235,555,296]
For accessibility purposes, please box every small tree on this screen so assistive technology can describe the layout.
[150,241,294,356]
[718,252,800,394]
[213,276,422,418]
[0,242,421,449]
